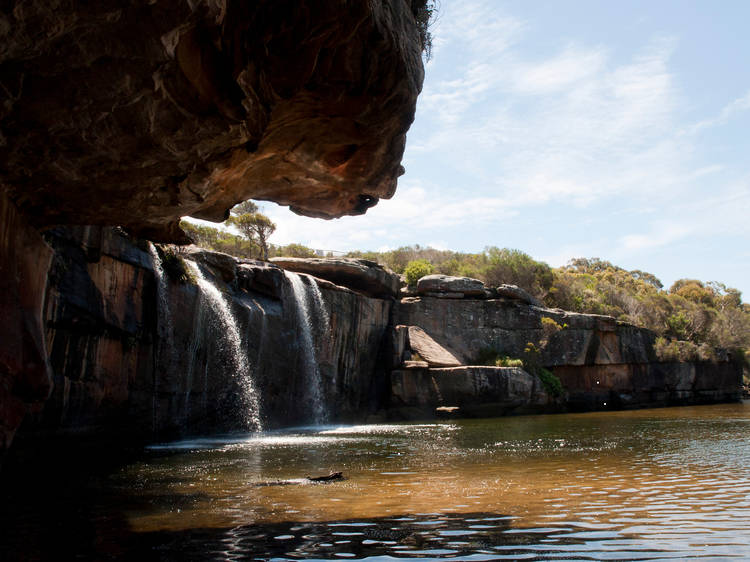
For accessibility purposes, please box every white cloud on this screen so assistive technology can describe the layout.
[686,89,750,134]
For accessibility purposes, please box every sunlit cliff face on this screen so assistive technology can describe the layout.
[0,1,424,241]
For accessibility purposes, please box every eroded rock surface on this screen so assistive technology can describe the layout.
[271,257,401,298]
[0,0,425,240]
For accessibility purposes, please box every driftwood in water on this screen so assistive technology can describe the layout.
[306,471,344,482]
[252,472,345,487]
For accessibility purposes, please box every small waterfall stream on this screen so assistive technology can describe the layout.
[285,271,330,424]
[148,243,174,431]
[187,260,262,431]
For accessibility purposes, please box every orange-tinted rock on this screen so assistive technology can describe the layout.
[0,0,425,240]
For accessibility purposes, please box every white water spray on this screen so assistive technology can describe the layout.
[285,271,328,424]
[148,243,174,431]
[187,260,262,431]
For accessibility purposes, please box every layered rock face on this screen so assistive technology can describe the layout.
[393,288,742,413]
[23,228,392,444]
[0,0,425,240]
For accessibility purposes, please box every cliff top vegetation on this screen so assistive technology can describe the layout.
[179,221,749,367]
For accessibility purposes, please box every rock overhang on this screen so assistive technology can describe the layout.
[0,0,426,241]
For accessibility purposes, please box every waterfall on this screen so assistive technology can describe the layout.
[148,243,174,431]
[187,260,262,431]
[285,271,329,424]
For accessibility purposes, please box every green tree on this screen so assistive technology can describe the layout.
[226,211,276,261]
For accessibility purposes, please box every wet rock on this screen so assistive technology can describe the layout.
[0,194,53,460]
[183,248,237,284]
[417,274,486,297]
[270,257,401,298]
[237,261,285,300]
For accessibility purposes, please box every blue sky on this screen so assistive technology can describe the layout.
[254,1,750,296]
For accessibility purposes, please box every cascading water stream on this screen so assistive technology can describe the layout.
[284,271,328,424]
[148,243,174,431]
[187,260,262,431]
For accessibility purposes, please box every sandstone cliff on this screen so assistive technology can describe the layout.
[27,227,392,443]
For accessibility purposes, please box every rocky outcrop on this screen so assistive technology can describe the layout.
[392,295,742,413]
[1,0,425,240]
[270,257,401,298]
[390,366,553,418]
[416,274,486,298]
[395,296,653,367]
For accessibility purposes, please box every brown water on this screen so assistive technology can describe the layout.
[4,402,750,560]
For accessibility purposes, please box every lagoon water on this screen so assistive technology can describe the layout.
[4,402,750,560]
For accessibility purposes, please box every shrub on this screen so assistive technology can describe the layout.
[495,356,524,368]
[160,248,193,284]
[538,368,563,397]
[404,259,434,286]
[475,347,501,366]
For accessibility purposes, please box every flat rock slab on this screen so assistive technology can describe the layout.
[407,326,462,367]
[417,274,485,296]
[271,257,400,298]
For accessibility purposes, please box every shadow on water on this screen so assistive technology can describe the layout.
[0,504,673,560]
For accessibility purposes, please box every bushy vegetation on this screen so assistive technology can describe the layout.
[178,225,750,360]
[404,259,434,286]
[160,248,193,284]
[410,0,437,61]
[538,368,563,397]
[345,246,749,359]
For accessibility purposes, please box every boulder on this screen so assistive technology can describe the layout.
[407,326,462,367]
[237,262,285,300]
[495,284,543,307]
[417,274,486,297]
[184,248,238,284]
[270,257,400,298]
[1,0,426,240]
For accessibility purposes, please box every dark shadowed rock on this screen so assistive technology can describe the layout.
[0,194,53,456]
[0,0,425,240]
[270,257,401,298]
[417,274,486,297]
[390,366,552,418]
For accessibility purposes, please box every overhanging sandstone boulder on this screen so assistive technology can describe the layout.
[0,0,426,240]
[270,257,401,298]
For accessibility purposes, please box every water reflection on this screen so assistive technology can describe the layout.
[3,403,750,559]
